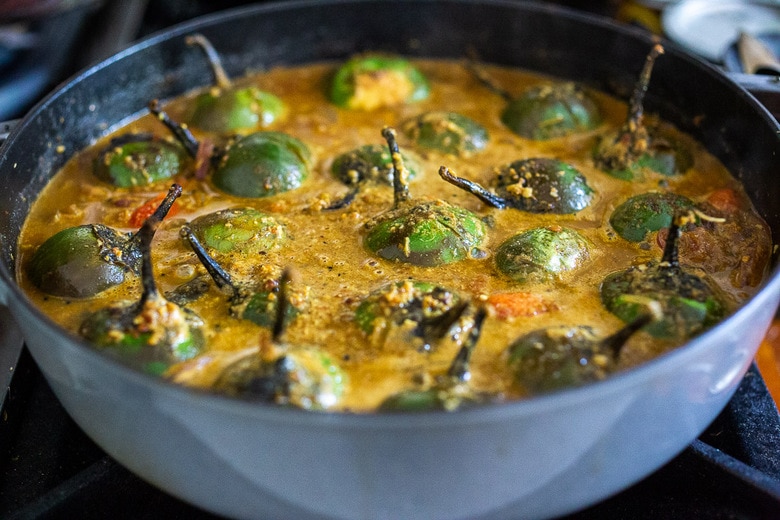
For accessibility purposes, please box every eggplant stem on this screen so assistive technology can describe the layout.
[152,183,183,222]
[438,166,507,209]
[382,127,411,206]
[272,269,293,343]
[135,216,164,308]
[599,306,659,359]
[185,33,233,89]
[626,43,664,132]
[324,185,360,210]
[180,225,237,297]
[148,99,200,158]
[126,183,182,267]
[447,306,487,382]
[422,300,470,345]
[465,59,513,101]
[661,211,683,267]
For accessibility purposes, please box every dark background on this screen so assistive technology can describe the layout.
[0,0,620,120]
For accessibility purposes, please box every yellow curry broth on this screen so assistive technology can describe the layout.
[16,59,767,411]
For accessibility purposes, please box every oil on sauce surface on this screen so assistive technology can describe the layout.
[16,59,771,412]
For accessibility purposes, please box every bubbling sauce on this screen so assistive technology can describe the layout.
[16,57,772,412]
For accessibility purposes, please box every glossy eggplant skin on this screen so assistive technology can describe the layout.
[378,305,488,411]
[185,32,288,133]
[213,345,346,410]
[500,82,601,140]
[26,225,133,298]
[190,86,287,133]
[592,44,695,182]
[377,382,482,411]
[93,134,186,187]
[189,207,286,255]
[207,266,344,410]
[212,131,311,198]
[362,126,488,267]
[363,200,487,266]
[609,192,694,242]
[492,158,593,214]
[180,224,303,329]
[508,325,606,392]
[78,210,205,376]
[401,111,489,155]
[79,297,205,375]
[601,215,726,340]
[354,280,463,345]
[600,261,724,339]
[494,226,591,282]
[27,184,182,299]
[594,127,693,181]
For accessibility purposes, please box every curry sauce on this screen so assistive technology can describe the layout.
[16,57,773,412]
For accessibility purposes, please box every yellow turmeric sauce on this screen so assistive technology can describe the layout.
[15,59,772,412]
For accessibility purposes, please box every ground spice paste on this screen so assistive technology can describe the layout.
[16,50,773,412]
